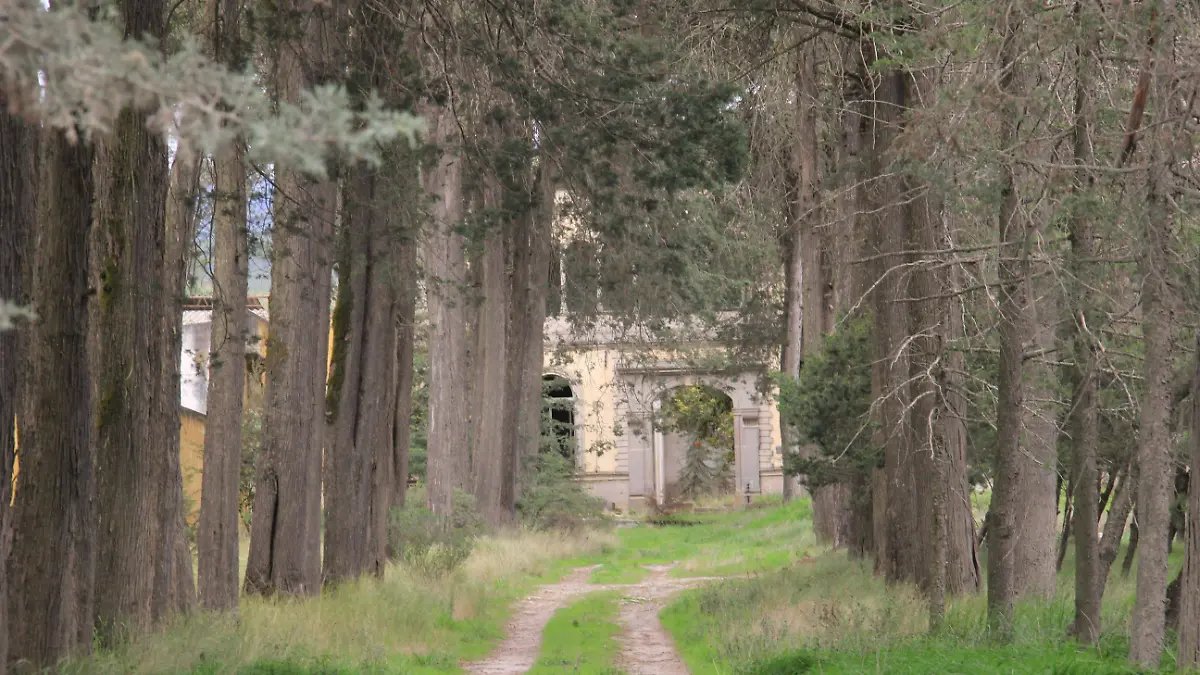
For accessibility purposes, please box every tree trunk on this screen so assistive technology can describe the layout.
[1067,10,1102,637]
[471,191,511,527]
[198,139,248,609]
[243,0,336,597]
[988,10,1030,637]
[8,129,97,669]
[325,162,400,583]
[907,140,979,622]
[160,151,202,618]
[1129,2,1177,664]
[504,159,554,506]
[1123,516,1139,578]
[836,43,874,559]
[863,57,914,586]
[1098,462,1136,591]
[0,102,35,675]
[1177,330,1200,666]
[197,0,249,613]
[392,240,417,513]
[91,0,171,642]
[420,103,470,519]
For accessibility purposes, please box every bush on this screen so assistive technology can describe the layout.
[517,451,606,530]
[776,313,877,488]
[386,488,482,578]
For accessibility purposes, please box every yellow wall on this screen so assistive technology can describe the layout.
[548,344,785,476]
[180,410,206,524]
[11,410,209,524]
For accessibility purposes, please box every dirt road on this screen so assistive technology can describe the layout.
[463,563,719,675]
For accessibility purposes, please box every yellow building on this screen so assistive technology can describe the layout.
[543,315,790,511]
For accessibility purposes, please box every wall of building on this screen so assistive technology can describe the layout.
[180,409,206,524]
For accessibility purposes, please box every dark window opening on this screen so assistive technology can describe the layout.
[543,374,576,460]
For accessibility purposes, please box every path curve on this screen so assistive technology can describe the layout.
[463,563,724,675]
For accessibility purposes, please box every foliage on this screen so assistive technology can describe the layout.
[517,451,606,530]
[0,299,34,331]
[659,385,735,498]
[386,488,483,578]
[777,314,877,488]
[2,4,422,173]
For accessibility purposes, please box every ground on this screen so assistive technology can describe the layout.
[67,496,1180,674]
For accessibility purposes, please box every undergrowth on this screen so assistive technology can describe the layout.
[660,500,1183,675]
[63,528,616,675]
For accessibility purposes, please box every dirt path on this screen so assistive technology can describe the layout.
[462,563,721,675]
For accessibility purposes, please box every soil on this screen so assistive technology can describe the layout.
[462,562,722,675]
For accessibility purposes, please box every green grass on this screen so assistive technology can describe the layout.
[658,498,1185,675]
[63,529,617,675]
[526,591,626,675]
[562,497,818,584]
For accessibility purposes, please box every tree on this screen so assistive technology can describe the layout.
[7,124,97,669]
[91,0,177,641]
[244,0,338,597]
[419,98,471,519]
[197,0,250,613]
[0,99,35,675]
[1067,0,1103,644]
[1129,0,1179,664]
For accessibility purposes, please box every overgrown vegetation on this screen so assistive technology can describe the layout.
[64,528,616,674]
[658,385,735,498]
[776,314,875,488]
[387,487,484,578]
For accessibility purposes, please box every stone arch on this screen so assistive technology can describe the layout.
[655,384,735,503]
[615,364,772,508]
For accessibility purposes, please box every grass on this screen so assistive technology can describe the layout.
[59,492,1191,675]
[659,498,1185,675]
[64,528,617,675]
[563,496,819,584]
[526,591,626,675]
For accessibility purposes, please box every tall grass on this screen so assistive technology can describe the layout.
[660,504,1184,675]
[64,528,616,675]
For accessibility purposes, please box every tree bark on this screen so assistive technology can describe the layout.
[1177,330,1200,666]
[470,187,511,527]
[8,128,97,669]
[1067,1,1103,645]
[1098,461,1136,591]
[392,240,416,513]
[196,0,248,613]
[837,43,874,559]
[198,140,248,609]
[1129,1,1177,664]
[91,0,171,642]
[325,162,400,583]
[243,0,337,598]
[420,103,470,519]
[863,54,914,587]
[0,101,35,675]
[160,151,202,619]
[988,8,1033,636]
[504,159,554,506]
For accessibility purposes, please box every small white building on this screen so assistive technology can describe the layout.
[180,297,270,414]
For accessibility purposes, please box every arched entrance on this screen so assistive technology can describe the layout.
[654,385,734,504]
[542,374,576,460]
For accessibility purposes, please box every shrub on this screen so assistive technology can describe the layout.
[386,489,482,578]
[517,451,606,530]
